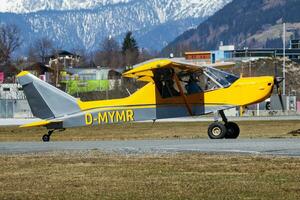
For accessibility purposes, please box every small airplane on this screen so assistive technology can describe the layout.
[17,58,281,142]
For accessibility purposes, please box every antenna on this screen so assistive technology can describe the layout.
[282,23,286,96]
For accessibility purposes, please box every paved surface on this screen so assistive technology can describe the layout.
[1,139,300,156]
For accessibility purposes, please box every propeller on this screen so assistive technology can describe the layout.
[274,62,285,112]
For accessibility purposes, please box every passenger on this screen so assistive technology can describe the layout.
[162,79,180,98]
[167,79,180,97]
[155,68,180,98]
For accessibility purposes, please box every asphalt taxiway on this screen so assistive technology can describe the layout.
[1,139,300,156]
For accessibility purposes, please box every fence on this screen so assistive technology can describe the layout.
[0,99,33,118]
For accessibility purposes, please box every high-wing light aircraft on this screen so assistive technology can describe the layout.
[17,58,279,142]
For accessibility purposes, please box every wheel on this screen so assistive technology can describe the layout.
[42,134,50,142]
[208,122,227,139]
[225,122,240,139]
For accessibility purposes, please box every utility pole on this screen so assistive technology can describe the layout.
[283,23,286,96]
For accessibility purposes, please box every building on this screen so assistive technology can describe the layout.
[185,51,212,62]
[225,39,300,62]
[0,84,32,118]
[63,67,122,81]
[0,72,4,83]
[184,45,235,64]
[23,62,53,82]
[47,50,80,67]
[291,39,300,49]
[61,67,123,95]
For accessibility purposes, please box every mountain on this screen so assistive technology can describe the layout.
[0,0,232,55]
[0,0,130,13]
[161,0,300,55]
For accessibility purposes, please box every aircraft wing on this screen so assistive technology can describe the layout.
[123,58,201,79]
[122,58,235,80]
[202,62,235,69]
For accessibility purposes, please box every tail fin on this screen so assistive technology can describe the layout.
[17,71,81,119]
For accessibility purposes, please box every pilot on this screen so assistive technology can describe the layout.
[186,74,202,94]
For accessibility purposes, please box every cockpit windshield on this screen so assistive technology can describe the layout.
[204,67,239,88]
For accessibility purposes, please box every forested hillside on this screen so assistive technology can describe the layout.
[162,0,300,55]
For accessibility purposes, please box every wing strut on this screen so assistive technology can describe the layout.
[173,74,193,116]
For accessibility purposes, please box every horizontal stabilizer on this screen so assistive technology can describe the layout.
[20,120,63,129]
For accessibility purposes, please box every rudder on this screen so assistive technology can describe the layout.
[17,71,81,119]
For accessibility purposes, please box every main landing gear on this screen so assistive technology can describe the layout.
[42,129,65,142]
[207,110,240,139]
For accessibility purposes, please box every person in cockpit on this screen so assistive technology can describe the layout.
[185,74,202,94]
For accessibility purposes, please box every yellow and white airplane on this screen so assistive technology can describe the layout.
[17,58,279,142]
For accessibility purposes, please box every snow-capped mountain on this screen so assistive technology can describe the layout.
[0,0,131,13]
[0,0,232,54]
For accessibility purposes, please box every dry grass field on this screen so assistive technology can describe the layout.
[1,121,300,199]
[0,121,299,141]
[1,152,300,200]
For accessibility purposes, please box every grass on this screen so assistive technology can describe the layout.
[1,152,300,200]
[1,121,300,199]
[0,121,299,141]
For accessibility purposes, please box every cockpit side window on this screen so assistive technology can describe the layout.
[154,68,180,98]
[154,67,238,97]
[177,70,221,94]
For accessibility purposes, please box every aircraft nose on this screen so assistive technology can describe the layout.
[257,76,274,91]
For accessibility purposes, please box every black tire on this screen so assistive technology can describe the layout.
[208,122,227,139]
[225,122,240,139]
[42,134,50,142]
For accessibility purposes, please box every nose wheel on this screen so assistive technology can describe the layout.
[42,130,54,142]
[207,110,240,139]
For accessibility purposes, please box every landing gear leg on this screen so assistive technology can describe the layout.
[219,110,228,124]
[42,130,54,142]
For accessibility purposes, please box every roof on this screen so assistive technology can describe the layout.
[65,67,122,80]
[25,62,53,72]
[185,51,211,55]
[48,50,78,59]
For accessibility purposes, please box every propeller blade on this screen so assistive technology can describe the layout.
[274,61,285,112]
[274,61,278,77]
[274,77,285,112]
[278,92,285,112]
[275,77,284,85]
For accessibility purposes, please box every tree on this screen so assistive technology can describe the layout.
[71,47,87,67]
[27,44,39,63]
[121,31,139,67]
[0,24,22,65]
[50,59,64,87]
[32,37,54,63]
[138,48,153,63]
[94,36,122,69]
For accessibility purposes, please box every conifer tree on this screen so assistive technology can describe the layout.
[121,31,139,68]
